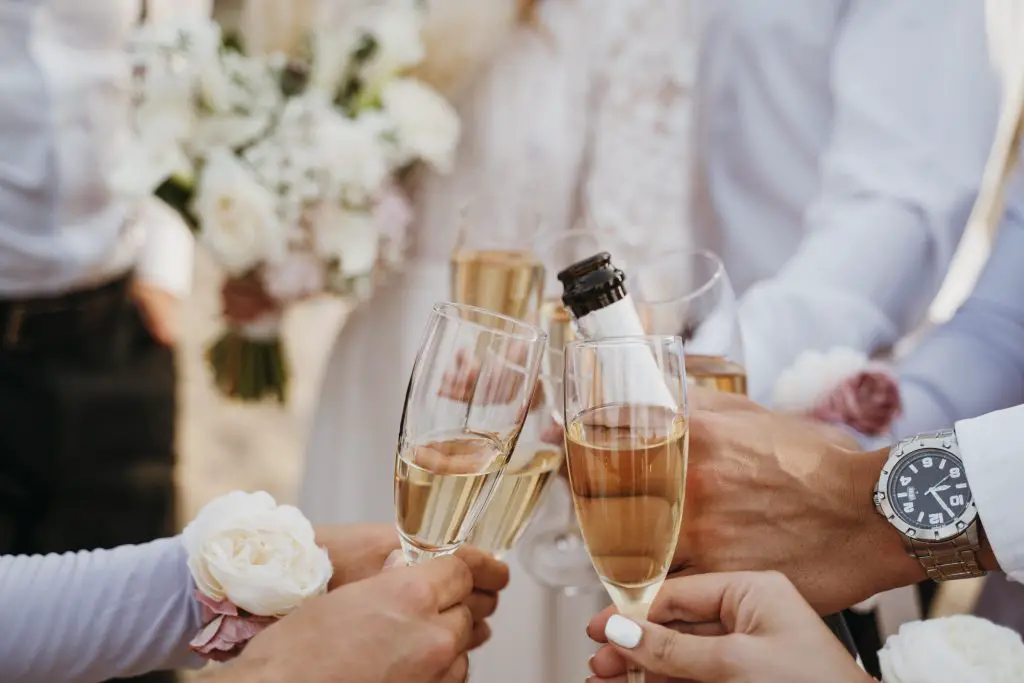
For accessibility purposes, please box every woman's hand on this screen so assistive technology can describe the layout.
[586,571,873,683]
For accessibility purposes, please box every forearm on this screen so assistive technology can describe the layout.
[0,537,203,682]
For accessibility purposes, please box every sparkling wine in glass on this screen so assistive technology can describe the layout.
[449,205,545,322]
[564,336,689,683]
[394,302,547,564]
[632,248,747,394]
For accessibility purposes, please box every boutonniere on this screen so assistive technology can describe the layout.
[182,491,334,661]
[773,347,901,437]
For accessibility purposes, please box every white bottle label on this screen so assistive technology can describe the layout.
[575,294,678,411]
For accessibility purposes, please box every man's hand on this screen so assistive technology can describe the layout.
[132,281,179,345]
[673,393,925,614]
[585,572,874,683]
[316,525,509,648]
[232,557,480,683]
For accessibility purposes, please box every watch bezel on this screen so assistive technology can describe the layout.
[874,433,979,543]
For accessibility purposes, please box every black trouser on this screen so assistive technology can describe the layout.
[0,279,178,683]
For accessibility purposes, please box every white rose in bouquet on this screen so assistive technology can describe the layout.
[319,110,390,203]
[313,204,380,279]
[193,51,281,151]
[381,77,461,172]
[183,491,333,617]
[193,148,287,275]
[879,616,1024,683]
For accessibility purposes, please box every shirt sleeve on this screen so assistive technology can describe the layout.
[134,197,196,297]
[892,206,1024,438]
[741,0,999,404]
[0,537,204,682]
[956,405,1024,583]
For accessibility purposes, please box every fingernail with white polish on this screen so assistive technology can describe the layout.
[605,615,643,649]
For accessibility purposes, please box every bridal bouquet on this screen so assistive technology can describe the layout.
[116,4,460,402]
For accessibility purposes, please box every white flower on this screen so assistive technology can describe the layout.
[192,51,280,151]
[193,148,287,275]
[182,491,333,617]
[313,205,379,278]
[879,616,1024,683]
[319,112,389,201]
[380,78,460,172]
[772,347,869,412]
[262,252,326,302]
[362,5,427,84]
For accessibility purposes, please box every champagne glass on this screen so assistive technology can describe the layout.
[449,202,545,321]
[564,335,689,683]
[632,251,861,659]
[631,248,747,393]
[395,302,547,564]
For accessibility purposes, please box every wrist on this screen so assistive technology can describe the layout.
[848,447,927,596]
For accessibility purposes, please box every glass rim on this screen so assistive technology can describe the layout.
[431,302,547,343]
[632,248,726,307]
[564,334,684,351]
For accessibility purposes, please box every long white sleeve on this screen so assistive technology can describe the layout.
[956,406,1024,583]
[0,537,204,683]
[740,0,998,404]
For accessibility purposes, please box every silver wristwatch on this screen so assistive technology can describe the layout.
[873,429,986,581]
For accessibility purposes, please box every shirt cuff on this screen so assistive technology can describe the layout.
[134,198,195,297]
[955,406,1024,583]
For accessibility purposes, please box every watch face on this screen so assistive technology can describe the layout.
[888,449,972,530]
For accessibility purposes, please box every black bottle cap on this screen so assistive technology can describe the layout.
[557,252,629,319]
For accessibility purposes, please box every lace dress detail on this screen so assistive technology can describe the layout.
[583,0,698,261]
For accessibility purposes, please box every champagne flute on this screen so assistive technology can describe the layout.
[449,203,545,321]
[631,248,747,392]
[632,250,861,659]
[564,336,689,683]
[395,302,547,564]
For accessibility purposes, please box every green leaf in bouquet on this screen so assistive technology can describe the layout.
[155,177,199,231]
[221,30,246,54]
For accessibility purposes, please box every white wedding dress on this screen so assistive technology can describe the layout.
[301,1,696,680]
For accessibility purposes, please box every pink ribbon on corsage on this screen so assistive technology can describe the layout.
[807,368,902,436]
[189,591,277,662]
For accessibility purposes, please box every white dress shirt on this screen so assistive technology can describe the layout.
[693,0,1001,403]
[0,0,201,298]
[957,406,1024,583]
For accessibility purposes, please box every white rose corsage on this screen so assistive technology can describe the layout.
[182,491,333,661]
[879,615,1024,682]
[772,347,901,437]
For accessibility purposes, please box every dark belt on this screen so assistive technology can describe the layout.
[0,275,133,353]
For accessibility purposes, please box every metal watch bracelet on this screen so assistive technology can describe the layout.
[899,429,986,582]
